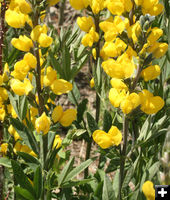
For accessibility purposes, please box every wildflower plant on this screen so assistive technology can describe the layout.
[0,0,169,200]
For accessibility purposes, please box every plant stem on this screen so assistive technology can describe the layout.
[118,116,128,200]
[33,14,44,116]
[0,2,6,198]
[84,13,101,178]
[58,0,66,26]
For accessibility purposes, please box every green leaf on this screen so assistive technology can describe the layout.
[0,157,11,168]
[11,118,38,154]
[103,110,112,132]
[33,166,42,199]
[62,179,93,188]
[122,167,134,189]
[11,160,35,196]
[138,116,151,141]
[102,175,115,200]
[19,95,28,120]
[15,187,35,200]
[77,99,88,123]
[17,152,40,170]
[106,158,120,173]
[49,51,64,78]
[87,112,99,135]
[8,92,20,120]
[149,161,160,180]
[64,158,96,183]
[112,170,119,198]
[58,157,74,186]
[68,83,80,105]
[62,45,71,81]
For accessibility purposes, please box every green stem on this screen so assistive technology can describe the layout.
[40,134,45,200]
[118,116,128,200]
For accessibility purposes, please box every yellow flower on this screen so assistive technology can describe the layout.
[102,53,135,79]
[147,27,163,44]
[14,141,22,154]
[0,87,8,102]
[148,42,168,58]
[92,48,96,60]
[92,126,122,149]
[82,27,99,47]
[8,125,22,141]
[0,75,3,86]
[52,105,63,123]
[69,0,87,10]
[52,135,62,149]
[140,0,164,16]
[9,0,32,14]
[43,66,57,87]
[51,79,72,95]
[7,105,17,118]
[121,93,141,114]
[0,143,8,155]
[139,90,165,114]
[31,24,48,41]
[0,104,6,122]
[2,63,10,82]
[11,60,30,80]
[107,0,125,16]
[141,65,161,81]
[90,0,106,14]
[109,88,126,108]
[11,35,33,52]
[142,181,155,200]
[35,112,51,135]
[77,16,95,32]
[127,21,141,43]
[10,78,33,96]
[38,33,53,48]
[110,78,128,91]
[47,0,60,6]
[59,109,77,127]
[23,53,37,69]
[90,78,95,88]
[5,9,27,28]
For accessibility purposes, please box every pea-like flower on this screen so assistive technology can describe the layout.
[11,35,33,52]
[92,126,122,149]
[5,9,28,28]
[139,89,165,114]
[142,181,155,200]
[52,106,77,127]
[52,135,62,149]
[35,112,51,135]
[47,0,60,6]
[0,143,8,155]
[10,78,33,96]
[77,16,95,32]
[69,0,87,10]
[141,65,161,81]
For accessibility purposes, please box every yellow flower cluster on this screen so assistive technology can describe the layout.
[5,0,32,28]
[70,0,168,150]
[52,105,77,127]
